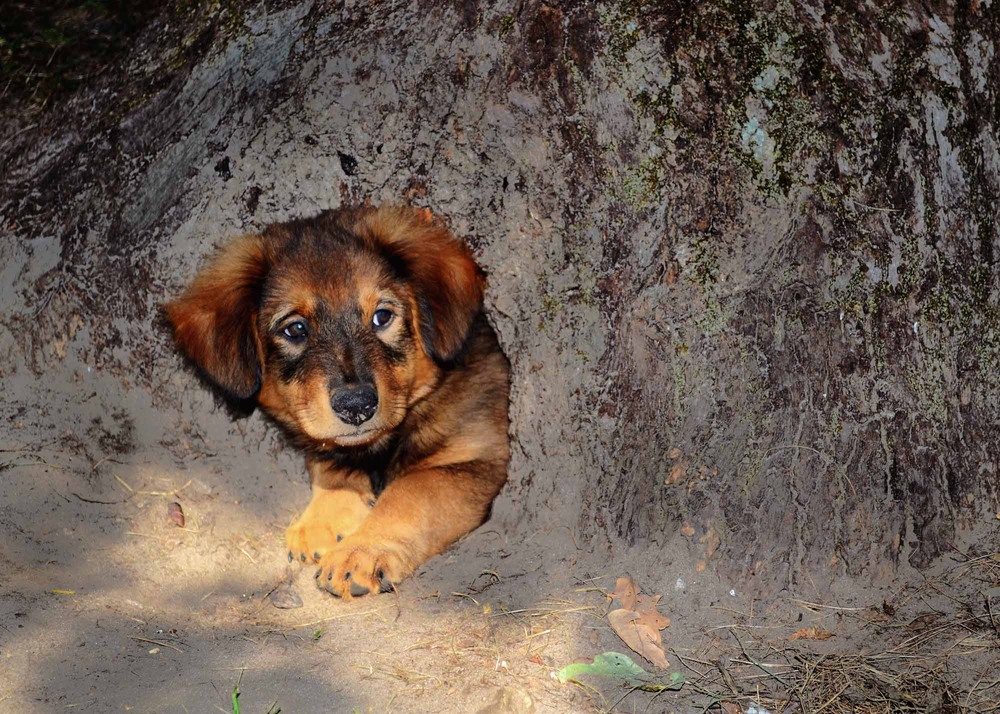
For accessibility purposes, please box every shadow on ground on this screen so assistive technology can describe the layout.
[0,373,610,713]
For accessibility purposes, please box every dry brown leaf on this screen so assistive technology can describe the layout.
[668,447,683,460]
[862,608,892,624]
[527,654,546,666]
[679,522,695,538]
[907,613,941,632]
[790,626,834,641]
[608,608,669,669]
[608,576,638,610]
[721,703,741,714]
[606,578,672,669]
[166,502,185,528]
[695,559,707,572]
[634,593,671,632]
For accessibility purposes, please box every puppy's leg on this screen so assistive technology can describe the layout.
[316,461,506,597]
[285,461,374,564]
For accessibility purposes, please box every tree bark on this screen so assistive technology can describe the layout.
[1,0,997,595]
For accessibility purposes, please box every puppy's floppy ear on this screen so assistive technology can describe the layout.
[164,234,272,399]
[364,207,485,362]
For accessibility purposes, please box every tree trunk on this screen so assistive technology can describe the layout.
[2,0,998,599]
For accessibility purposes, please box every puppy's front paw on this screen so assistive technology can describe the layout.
[285,488,373,564]
[315,537,414,598]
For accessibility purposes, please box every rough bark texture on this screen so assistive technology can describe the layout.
[2,0,999,598]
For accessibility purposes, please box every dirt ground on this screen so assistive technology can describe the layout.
[0,378,734,714]
[3,374,1000,713]
[0,405,577,712]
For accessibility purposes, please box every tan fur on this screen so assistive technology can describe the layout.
[285,467,374,562]
[165,206,510,597]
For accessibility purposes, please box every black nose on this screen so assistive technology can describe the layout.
[331,385,378,426]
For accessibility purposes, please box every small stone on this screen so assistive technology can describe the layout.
[166,502,185,527]
[270,583,303,609]
[475,686,534,714]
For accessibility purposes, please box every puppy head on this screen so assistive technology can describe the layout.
[164,207,484,448]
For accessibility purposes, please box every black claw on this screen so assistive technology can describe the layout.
[368,499,376,507]
[314,569,321,579]
[349,581,371,597]
[300,553,306,562]
[327,572,333,581]
[288,551,293,563]
[313,551,320,561]
[376,569,384,580]
[344,571,352,581]
[336,534,343,542]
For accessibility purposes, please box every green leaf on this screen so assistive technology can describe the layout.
[558,652,685,692]
[231,683,240,714]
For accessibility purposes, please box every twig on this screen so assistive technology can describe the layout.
[730,630,793,688]
[71,492,130,505]
[789,598,868,612]
[130,636,183,653]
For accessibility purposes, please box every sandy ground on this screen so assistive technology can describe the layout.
[3,375,1000,713]
[0,372,777,714]
[0,423,598,713]
[0,376,667,714]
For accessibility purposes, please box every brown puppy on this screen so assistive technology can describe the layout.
[165,206,510,597]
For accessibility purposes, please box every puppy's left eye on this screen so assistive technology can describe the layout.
[372,309,394,328]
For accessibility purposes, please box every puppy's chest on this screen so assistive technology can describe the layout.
[327,437,427,495]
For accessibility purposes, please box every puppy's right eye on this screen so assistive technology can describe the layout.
[281,321,309,342]
[372,309,394,328]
